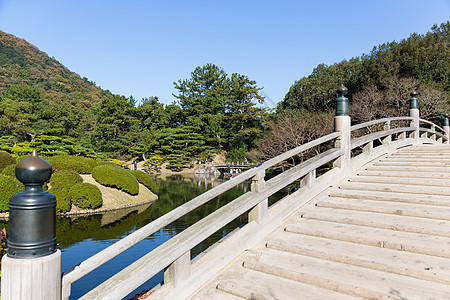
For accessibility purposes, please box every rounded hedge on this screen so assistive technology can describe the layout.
[49,169,83,190]
[0,152,15,172]
[0,174,23,212]
[1,163,16,178]
[69,183,102,209]
[130,170,158,194]
[92,164,139,195]
[48,187,71,214]
[47,155,92,174]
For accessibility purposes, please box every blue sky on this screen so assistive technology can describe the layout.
[0,0,449,107]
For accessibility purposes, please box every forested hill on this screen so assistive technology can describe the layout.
[0,30,110,107]
[280,22,450,122]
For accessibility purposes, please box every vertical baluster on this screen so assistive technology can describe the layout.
[300,169,316,189]
[382,120,391,145]
[249,169,267,224]
[164,251,191,287]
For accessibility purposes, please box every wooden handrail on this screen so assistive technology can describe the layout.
[351,127,415,150]
[420,118,446,134]
[62,131,341,298]
[81,148,344,299]
[350,117,413,131]
[62,114,447,300]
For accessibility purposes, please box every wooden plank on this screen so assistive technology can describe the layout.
[338,181,450,196]
[357,169,450,179]
[299,206,450,238]
[285,218,450,258]
[190,254,358,300]
[327,190,450,207]
[316,197,450,221]
[363,165,450,173]
[374,161,450,167]
[243,248,450,299]
[266,230,450,285]
[348,175,450,187]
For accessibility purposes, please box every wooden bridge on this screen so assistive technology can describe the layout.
[55,88,450,299]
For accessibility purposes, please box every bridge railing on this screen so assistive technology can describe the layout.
[60,87,449,300]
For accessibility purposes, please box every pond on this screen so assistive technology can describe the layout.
[0,173,286,299]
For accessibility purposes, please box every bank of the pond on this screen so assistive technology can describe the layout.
[0,175,158,219]
[67,175,158,215]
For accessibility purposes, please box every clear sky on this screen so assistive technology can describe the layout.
[0,0,449,107]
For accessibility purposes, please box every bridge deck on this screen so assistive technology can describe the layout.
[188,145,450,299]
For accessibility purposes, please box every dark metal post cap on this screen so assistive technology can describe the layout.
[335,84,349,116]
[337,84,348,97]
[443,114,450,127]
[409,90,419,110]
[15,150,52,186]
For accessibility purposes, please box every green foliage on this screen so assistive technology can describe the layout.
[69,183,102,209]
[92,164,139,195]
[142,153,164,171]
[129,170,159,194]
[0,152,15,171]
[48,187,71,214]
[30,135,105,159]
[92,95,140,157]
[174,64,267,153]
[47,155,92,174]
[152,126,211,171]
[0,174,22,211]
[1,163,16,177]
[282,21,450,114]
[49,169,83,190]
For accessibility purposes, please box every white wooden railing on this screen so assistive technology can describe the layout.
[61,110,449,299]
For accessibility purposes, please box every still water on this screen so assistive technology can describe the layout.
[51,174,286,299]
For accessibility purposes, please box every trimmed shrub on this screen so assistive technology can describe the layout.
[49,170,83,190]
[47,155,91,174]
[1,163,16,178]
[69,183,102,209]
[0,174,23,211]
[48,187,71,214]
[70,156,98,171]
[130,170,159,194]
[92,164,139,195]
[0,152,15,172]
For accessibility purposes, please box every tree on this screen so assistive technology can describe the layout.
[173,64,268,156]
[0,84,49,140]
[248,110,333,166]
[92,95,140,157]
[225,73,267,159]
[174,64,229,148]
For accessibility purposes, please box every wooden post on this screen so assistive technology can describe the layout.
[164,251,191,287]
[443,115,450,144]
[300,170,316,188]
[249,169,267,224]
[333,85,351,174]
[1,151,61,300]
[382,120,391,145]
[408,90,420,142]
